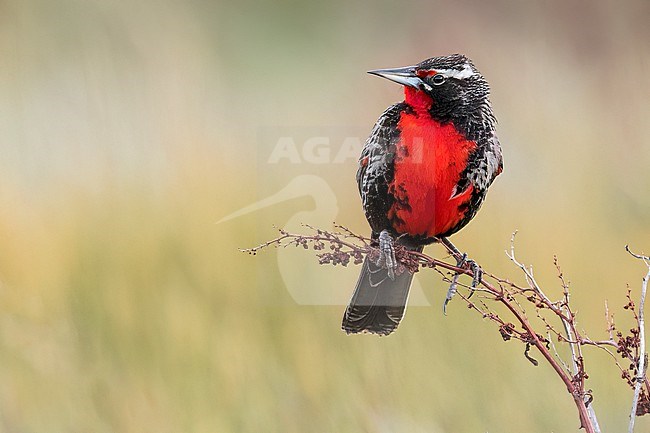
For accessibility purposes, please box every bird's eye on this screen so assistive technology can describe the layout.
[431,74,446,85]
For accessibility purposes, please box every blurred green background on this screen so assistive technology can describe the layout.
[1,0,650,431]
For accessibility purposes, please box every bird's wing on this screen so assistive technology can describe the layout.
[451,133,503,198]
[357,102,409,235]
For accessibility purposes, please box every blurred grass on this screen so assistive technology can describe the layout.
[1,0,650,431]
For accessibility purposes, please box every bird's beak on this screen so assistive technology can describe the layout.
[367,65,424,89]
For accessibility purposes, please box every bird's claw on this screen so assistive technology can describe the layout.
[467,259,483,293]
[376,230,396,280]
[443,273,459,315]
[443,250,483,314]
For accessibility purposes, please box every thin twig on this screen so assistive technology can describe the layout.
[552,255,600,431]
[505,234,595,431]
[627,246,650,433]
[547,329,572,373]
[561,308,601,432]
[605,300,615,341]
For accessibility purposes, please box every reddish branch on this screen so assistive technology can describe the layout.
[243,225,650,432]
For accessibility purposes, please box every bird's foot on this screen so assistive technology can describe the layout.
[376,230,397,280]
[441,238,483,314]
[455,253,483,292]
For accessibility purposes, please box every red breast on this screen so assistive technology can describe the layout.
[388,87,477,237]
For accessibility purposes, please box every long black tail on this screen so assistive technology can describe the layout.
[342,245,423,336]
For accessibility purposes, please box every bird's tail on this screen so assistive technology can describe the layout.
[342,245,423,336]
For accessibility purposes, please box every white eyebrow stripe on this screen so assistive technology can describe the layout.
[436,64,474,80]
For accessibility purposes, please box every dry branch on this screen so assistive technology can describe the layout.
[244,225,649,432]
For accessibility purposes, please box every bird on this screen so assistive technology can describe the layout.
[342,54,503,336]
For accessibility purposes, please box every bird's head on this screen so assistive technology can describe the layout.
[368,54,494,131]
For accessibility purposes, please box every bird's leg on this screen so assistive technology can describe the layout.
[439,237,483,314]
[376,230,397,280]
[440,237,482,287]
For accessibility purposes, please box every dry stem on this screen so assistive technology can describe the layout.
[244,226,650,432]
